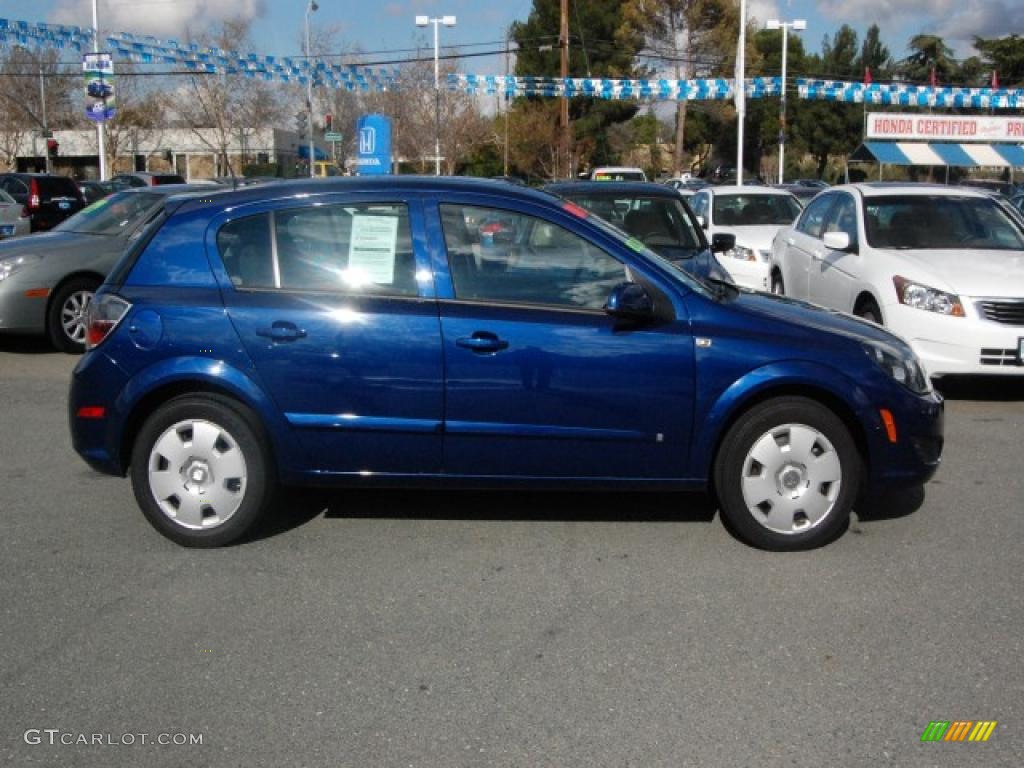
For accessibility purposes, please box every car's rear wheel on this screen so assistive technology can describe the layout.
[47,277,99,353]
[770,270,785,295]
[130,396,274,547]
[714,397,860,550]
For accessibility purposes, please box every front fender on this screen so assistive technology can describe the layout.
[689,360,877,481]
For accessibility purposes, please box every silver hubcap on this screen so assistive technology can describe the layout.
[740,423,842,535]
[61,290,93,344]
[147,419,247,530]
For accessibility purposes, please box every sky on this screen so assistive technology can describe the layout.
[1,0,1021,75]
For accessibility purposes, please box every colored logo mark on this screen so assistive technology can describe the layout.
[921,721,997,742]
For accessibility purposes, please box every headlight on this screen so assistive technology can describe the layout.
[724,245,756,262]
[0,254,41,282]
[893,276,964,317]
[863,341,931,394]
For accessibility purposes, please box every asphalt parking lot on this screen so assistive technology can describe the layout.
[1,337,1022,767]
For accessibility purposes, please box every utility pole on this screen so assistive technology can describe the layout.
[559,0,569,179]
[92,0,107,180]
[39,60,50,174]
[503,31,510,177]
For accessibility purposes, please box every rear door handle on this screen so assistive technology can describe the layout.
[456,332,509,353]
[256,321,307,342]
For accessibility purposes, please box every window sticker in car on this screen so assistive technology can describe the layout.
[626,237,645,252]
[347,215,399,284]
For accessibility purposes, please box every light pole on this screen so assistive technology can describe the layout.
[766,18,806,184]
[305,0,319,178]
[416,14,456,176]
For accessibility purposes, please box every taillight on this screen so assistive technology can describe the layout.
[85,293,132,349]
[20,206,30,219]
[28,178,40,209]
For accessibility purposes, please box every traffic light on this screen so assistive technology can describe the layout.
[46,139,58,158]
[295,112,308,137]
[324,114,333,132]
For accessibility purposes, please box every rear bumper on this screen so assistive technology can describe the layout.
[69,349,130,476]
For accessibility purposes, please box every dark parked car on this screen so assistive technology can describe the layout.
[772,183,818,203]
[70,177,943,551]
[111,172,187,188]
[0,185,209,352]
[544,180,732,282]
[77,179,121,205]
[0,173,85,232]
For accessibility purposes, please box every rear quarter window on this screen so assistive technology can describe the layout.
[39,177,82,200]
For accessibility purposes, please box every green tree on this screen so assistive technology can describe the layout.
[791,25,862,179]
[973,34,1024,85]
[510,0,644,176]
[858,24,891,80]
[617,0,737,175]
[899,34,956,84]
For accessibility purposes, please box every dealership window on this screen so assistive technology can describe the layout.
[217,203,417,296]
[440,204,627,310]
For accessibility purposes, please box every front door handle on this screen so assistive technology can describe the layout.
[812,251,824,261]
[456,332,509,353]
[256,321,307,342]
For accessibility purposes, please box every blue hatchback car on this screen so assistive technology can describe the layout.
[69,177,943,550]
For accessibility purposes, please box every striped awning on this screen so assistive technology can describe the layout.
[850,141,1024,167]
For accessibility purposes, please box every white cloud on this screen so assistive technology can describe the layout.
[816,0,1024,44]
[747,0,781,27]
[934,1,1024,44]
[50,0,265,41]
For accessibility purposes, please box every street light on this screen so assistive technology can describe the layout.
[416,14,456,176]
[766,18,806,184]
[305,0,319,178]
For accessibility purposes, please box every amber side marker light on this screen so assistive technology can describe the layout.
[880,409,898,443]
[24,288,51,298]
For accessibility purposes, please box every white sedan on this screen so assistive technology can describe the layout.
[771,183,1024,377]
[689,185,802,290]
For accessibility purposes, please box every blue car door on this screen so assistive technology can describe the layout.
[431,199,697,480]
[210,195,444,476]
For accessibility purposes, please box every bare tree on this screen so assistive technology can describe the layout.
[0,47,76,169]
[173,18,285,177]
[96,61,168,174]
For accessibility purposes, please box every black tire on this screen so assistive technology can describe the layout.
[713,397,861,551]
[770,270,785,295]
[130,395,275,547]
[856,298,882,325]
[47,277,100,353]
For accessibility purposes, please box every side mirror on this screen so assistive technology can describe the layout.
[711,232,736,253]
[605,282,655,320]
[823,231,853,252]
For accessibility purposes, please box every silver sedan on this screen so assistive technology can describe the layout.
[0,185,207,352]
[0,188,31,240]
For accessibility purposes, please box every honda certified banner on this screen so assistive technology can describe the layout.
[83,52,115,122]
[867,113,1024,141]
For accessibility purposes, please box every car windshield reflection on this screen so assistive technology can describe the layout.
[864,195,1024,251]
[55,191,163,236]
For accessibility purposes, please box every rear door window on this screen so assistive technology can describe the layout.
[39,176,82,200]
[217,203,418,296]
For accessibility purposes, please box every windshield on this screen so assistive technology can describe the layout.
[564,201,714,298]
[562,193,704,252]
[864,195,1024,250]
[713,194,801,226]
[55,191,163,236]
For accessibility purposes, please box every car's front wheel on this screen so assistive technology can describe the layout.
[130,395,274,547]
[47,277,99,353]
[714,397,861,550]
